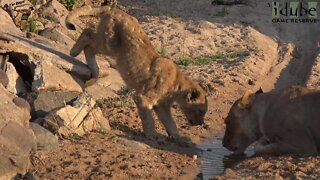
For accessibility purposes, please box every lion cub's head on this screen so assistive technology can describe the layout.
[179,84,208,126]
[222,90,262,154]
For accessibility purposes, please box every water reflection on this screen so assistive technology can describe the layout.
[197,135,254,180]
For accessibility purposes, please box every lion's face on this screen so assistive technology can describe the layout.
[179,88,208,126]
[222,99,259,154]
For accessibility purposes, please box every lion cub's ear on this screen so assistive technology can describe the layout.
[239,90,255,109]
[187,89,200,103]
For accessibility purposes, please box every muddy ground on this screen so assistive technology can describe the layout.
[33,0,320,179]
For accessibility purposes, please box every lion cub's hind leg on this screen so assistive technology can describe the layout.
[134,95,158,139]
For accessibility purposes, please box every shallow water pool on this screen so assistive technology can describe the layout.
[197,135,254,179]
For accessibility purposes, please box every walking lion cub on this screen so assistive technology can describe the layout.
[223,86,320,155]
[66,6,208,143]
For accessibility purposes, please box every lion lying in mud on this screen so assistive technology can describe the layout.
[66,6,208,143]
[223,86,320,155]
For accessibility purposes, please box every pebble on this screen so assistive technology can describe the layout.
[193,155,198,160]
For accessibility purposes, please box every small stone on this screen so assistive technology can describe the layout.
[224,168,236,177]
[295,171,307,179]
[248,79,255,85]
[193,155,198,160]
[120,164,129,170]
[258,162,272,171]
[274,171,283,180]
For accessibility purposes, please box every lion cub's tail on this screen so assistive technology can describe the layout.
[66,5,112,30]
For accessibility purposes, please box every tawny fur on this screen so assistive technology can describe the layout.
[223,86,320,156]
[66,6,208,143]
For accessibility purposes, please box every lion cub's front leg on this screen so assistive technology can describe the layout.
[70,28,99,83]
[154,102,192,145]
[70,28,96,57]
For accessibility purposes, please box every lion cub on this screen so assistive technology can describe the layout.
[223,86,320,155]
[66,6,208,143]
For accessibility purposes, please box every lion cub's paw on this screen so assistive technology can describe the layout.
[85,78,98,87]
[144,130,161,139]
[169,135,193,147]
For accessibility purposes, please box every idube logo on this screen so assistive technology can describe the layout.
[270,1,318,23]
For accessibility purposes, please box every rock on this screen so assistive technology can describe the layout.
[0,153,21,180]
[13,170,39,180]
[30,122,59,151]
[0,84,30,128]
[83,107,111,131]
[32,61,83,92]
[0,20,92,82]
[96,57,110,78]
[0,69,9,87]
[0,8,22,35]
[105,68,126,92]
[4,62,28,94]
[85,68,125,99]
[32,117,45,125]
[39,0,68,26]
[28,91,80,118]
[0,121,36,179]
[43,93,110,136]
[117,138,149,150]
[39,27,75,47]
[1,121,36,154]
[12,97,31,127]
[38,0,78,40]
[12,97,31,112]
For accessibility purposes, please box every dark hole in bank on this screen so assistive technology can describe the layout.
[7,52,35,92]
